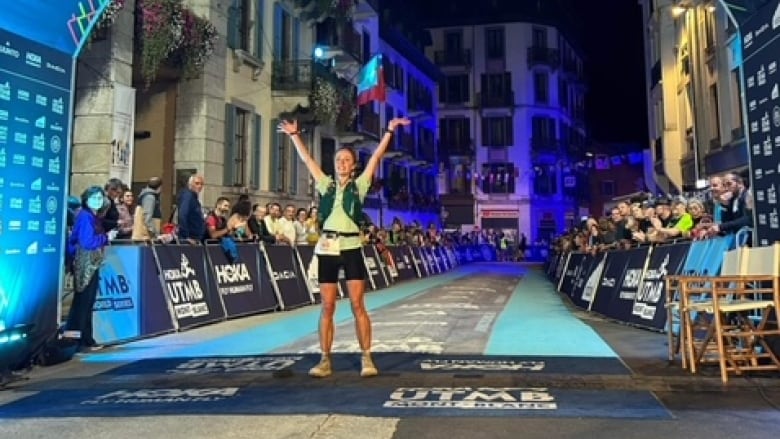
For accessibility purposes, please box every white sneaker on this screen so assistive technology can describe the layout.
[360,352,378,377]
[309,355,332,378]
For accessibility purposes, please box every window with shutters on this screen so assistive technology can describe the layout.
[485,27,505,59]
[250,114,262,189]
[224,104,250,187]
[273,2,298,61]
[269,118,285,192]
[228,0,251,51]
[534,72,549,104]
[482,116,513,147]
[441,74,469,104]
[531,116,556,146]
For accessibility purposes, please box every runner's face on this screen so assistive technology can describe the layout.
[334,149,355,177]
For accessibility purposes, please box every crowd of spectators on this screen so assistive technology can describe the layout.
[553,172,754,255]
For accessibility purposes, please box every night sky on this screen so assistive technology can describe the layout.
[413,0,649,146]
[571,1,648,145]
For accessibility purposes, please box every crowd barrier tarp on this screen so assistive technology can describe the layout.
[427,247,442,274]
[558,253,584,296]
[262,244,313,310]
[296,245,320,295]
[446,247,459,267]
[390,246,417,281]
[568,253,601,309]
[94,245,143,344]
[589,246,651,323]
[138,246,177,336]
[419,247,434,274]
[374,246,396,285]
[435,246,450,271]
[696,234,735,277]
[434,246,447,271]
[204,243,276,318]
[411,247,430,277]
[553,253,568,284]
[629,241,690,329]
[480,244,497,262]
[457,245,473,263]
[363,245,389,290]
[153,244,226,330]
[337,268,350,297]
[580,253,607,311]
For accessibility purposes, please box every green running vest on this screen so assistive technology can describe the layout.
[318,179,365,228]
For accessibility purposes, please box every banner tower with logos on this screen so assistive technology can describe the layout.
[0,0,112,374]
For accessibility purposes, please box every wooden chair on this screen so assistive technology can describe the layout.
[710,243,780,383]
[664,235,735,370]
[680,245,748,373]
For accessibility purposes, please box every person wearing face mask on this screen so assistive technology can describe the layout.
[278,116,411,378]
[64,186,117,352]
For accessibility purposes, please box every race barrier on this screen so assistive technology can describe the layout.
[549,235,738,331]
[92,241,481,345]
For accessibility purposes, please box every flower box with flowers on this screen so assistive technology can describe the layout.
[134,0,218,85]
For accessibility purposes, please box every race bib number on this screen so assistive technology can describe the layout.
[315,233,340,256]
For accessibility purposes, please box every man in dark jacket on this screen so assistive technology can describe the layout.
[101,178,123,232]
[176,175,205,244]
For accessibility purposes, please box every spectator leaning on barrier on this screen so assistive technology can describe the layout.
[133,176,163,239]
[115,186,134,239]
[176,174,206,244]
[227,199,252,240]
[709,172,753,236]
[102,178,123,234]
[656,199,694,239]
[248,204,276,244]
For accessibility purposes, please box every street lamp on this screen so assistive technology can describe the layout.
[672,5,689,17]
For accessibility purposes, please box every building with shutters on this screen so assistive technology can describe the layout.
[639,0,753,193]
[69,0,440,226]
[424,1,587,242]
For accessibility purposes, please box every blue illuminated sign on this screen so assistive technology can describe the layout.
[0,28,73,336]
[0,2,109,345]
[0,0,112,55]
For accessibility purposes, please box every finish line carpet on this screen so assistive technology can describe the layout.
[2,352,667,419]
[0,265,670,419]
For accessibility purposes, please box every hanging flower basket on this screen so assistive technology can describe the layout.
[335,88,357,131]
[86,0,126,42]
[169,8,218,80]
[311,77,357,130]
[135,0,218,85]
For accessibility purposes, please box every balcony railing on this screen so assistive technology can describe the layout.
[439,138,473,156]
[271,59,313,91]
[433,49,472,66]
[480,92,514,108]
[527,46,560,68]
[530,137,559,152]
[316,19,363,63]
